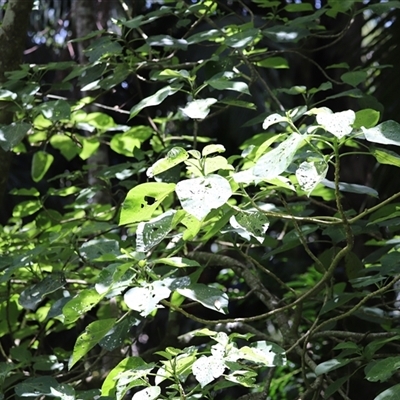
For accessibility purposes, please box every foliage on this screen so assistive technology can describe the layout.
[2,1,400,399]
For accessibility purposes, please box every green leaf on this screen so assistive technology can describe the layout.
[370,147,400,167]
[315,359,353,376]
[369,1,400,14]
[147,35,188,50]
[324,376,351,399]
[296,160,328,196]
[19,274,66,311]
[316,109,355,139]
[175,174,232,220]
[238,341,287,367]
[50,135,81,161]
[374,384,400,400]
[0,122,31,151]
[341,71,367,87]
[130,84,183,118]
[263,26,310,43]
[10,187,40,196]
[63,289,104,324]
[0,89,17,101]
[365,357,400,383]
[321,178,379,198]
[229,210,269,243]
[15,377,75,399]
[99,315,140,351]
[110,125,153,156]
[177,283,229,314]
[206,79,250,94]
[31,151,54,182]
[344,251,364,280]
[136,210,176,252]
[120,182,176,224]
[362,121,400,146]
[12,199,42,218]
[69,319,116,369]
[364,336,400,360]
[39,100,71,122]
[147,147,189,177]
[154,257,201,268]
[225,28,260,49]
[353,109,380,129]
[285,3,314,11]
[256,56,289,69]
[202,144,226,157]
[180,98,217,119]
[253,133,304,180]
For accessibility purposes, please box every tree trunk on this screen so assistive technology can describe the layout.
[0,0,34,211]
[72,0,111,204]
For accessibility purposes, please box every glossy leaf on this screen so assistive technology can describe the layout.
[69,318,116,369]
[229,210,269,243]
[362,120,400,146]
[180,98,218,119]
[177,283,229,314]
[316,109,355,139]
[365,357,400,382]
[119,182,176,224]
[0,122,31,151]
[147,147,189,177]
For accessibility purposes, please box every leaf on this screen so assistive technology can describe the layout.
[316,109,355,139]
[124,281,172,317]
[202,144,226,157]
[63,289,104,324]
[39,100,71,122]
[369,1,400,14]
[315,359,353,376]
[365,357,400,383]
[80,238,120,260]
[321,178,379,197]
[153,257,201,268]
[371,147,400,167]
[101,357,151,397]
[192,355,225,387]
[225,28,260,49]
[69,319,116,369]
[130,84,183,118]
[119,182,176,224]
[364,336,400,361]
[353,109,380,129]
[132,387,161,400]
[256,56,289,69]
[341,71,367,87]
[296,160,328,196]
[147,35,188,50]
[229,210,269,243]
[147,147,189,177]
[50,135,81,161]
[374,384,400,400]
[15,377,75,399]
[180,98,218,119]
[0,122,31,151]
[0,89,17,101]
[175,174,232,220]
[206,79,250,94]
[253,133,304,180]
[110,125,153,157]
[262,113,288,130]
[263,25,310,43]
[238,341,286,367]
[362,120,400,146]
[177,283,229,314]
[19,274,66,311]
[136,210,176,252]
[31,151,54,183]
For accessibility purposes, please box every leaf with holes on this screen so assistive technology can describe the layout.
[124,281,172,317]
[119,182,176,224]
[316,109,355,139]
[136,210,176,252]
[229,210,269,243]
[175,175,232,220]
[296,160,328,196]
